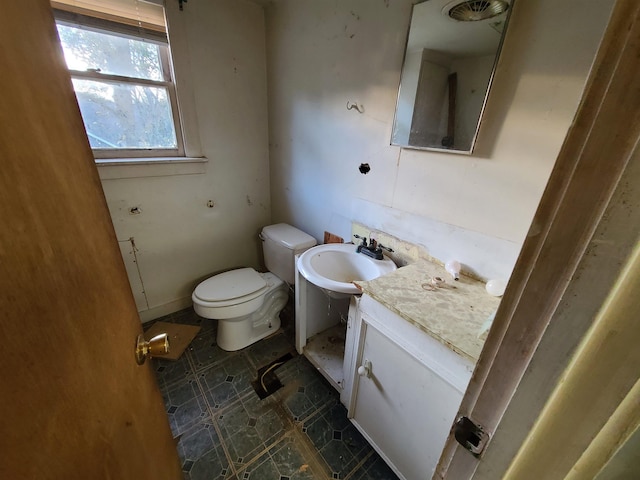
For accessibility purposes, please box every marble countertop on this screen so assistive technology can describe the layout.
[354,261,501,363]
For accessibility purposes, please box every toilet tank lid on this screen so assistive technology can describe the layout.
[194,268,267,302]
[261,223,317,250]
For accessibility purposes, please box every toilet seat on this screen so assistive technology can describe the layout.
[193,268,268,308]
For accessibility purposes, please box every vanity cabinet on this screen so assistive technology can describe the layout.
[296,256,496,479]
[347,294,474,480]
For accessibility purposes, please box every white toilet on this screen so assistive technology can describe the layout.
[192,223,317,351]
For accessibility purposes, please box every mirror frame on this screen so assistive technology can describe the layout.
[391,0,515,154]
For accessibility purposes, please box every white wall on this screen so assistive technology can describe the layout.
[99,0,270,320]
[93,0,615,318]
[265,0,614,281]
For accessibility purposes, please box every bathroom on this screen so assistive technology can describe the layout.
[98,0,611,323]
[7,0,630,478]
[98,0,613,476]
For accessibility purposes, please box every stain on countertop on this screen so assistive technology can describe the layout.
[355,261,500,362]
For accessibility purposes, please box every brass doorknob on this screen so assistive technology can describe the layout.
[135,333,170,365]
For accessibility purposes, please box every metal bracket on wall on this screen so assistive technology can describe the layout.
[346,101,364,114]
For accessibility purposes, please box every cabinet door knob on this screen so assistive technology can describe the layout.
[358,360,371,378]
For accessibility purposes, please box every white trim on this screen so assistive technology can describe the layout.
[97,156,207,179]
[55,12,187,158]
[138,296,193,323]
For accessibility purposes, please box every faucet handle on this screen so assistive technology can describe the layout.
[378,243,393,253]
[353,234,368,246]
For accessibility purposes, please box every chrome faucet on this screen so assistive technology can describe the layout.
[353,234,393,260]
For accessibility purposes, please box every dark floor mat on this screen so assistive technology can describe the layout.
[251,352,294,399]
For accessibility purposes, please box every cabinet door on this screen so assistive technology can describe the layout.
[352,320,463,480]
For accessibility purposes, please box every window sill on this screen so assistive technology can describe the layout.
[96,156,207,180]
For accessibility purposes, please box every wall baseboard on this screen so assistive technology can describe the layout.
[139,296,193,323]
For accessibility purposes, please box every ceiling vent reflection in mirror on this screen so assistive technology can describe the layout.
[391,0,514,154]
[445,0,509,22]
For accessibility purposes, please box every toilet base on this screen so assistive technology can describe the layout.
[216,281,289,351]
[217,312,281,351]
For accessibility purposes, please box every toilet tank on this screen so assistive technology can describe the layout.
[261,223,317,284]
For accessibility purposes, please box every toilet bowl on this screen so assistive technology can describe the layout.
[192,224,316,351]
[192,269,288,351]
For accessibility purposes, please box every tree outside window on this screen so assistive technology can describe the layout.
[56,18,183,157]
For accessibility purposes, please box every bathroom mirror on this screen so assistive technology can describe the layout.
[391,0,513,154]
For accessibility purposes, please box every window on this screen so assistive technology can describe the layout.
[53,3,184,158]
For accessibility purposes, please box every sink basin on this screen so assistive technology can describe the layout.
[297,243,397,296]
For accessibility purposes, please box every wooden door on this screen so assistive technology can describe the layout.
[0,2,181,479]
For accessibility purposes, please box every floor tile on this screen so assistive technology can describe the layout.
[348,451,400,480]
[154,353,194,392]
[186,443,233,480]
[178,418,221,466]
[167,393,210,437]
[187,329,236,371]
[276,355,339,422]
[239,434,321,480]
[245,331,295,368]
[162,375,200,408]
[303,404,373,479]
[152,306,398,480]
[216,394,290,470]
[303,415,332,450]
[198,353,255,410]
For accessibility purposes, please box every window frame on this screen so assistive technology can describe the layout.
[54,9,185,159]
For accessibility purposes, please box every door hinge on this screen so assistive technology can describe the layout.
[454,416,489,457]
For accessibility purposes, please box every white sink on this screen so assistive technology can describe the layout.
[297,243,397,296]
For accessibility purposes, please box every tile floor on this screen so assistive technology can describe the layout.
[148,300,399,480]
